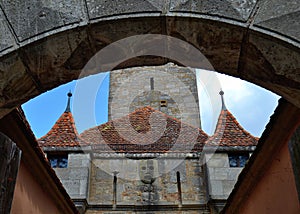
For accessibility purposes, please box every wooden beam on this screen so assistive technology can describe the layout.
[289,126,300,202]
[0,133,21,214]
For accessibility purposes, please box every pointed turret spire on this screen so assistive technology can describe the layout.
[219,90,227,110]
[38,91,88,147]
[65,91,72,113]
[207,91,258,147]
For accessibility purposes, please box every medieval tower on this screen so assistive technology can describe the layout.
[108,63,201,128]
[38,64,257,214]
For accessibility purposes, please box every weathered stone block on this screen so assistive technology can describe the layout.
[90,158,207,207]
[54,168,71,179]
[170,162,187,182]
[166,184,178,194]
[86,0,164,19]
[191,177,200,186]
[109,64,200,128]
[0,0,88,41]
[228,168,242,180]
[169,0,257,21]
[0,53,39,108]
[206,153,229,168]
[253,0,300,41]
[248,33,300,83]
[69,167,89,180]
[62,180,80,195]
[80,179,88,196]
[0,9,14,52]
[20,29,91,91]
[214,168,228,180]
[69,153,91,167]
[209,180,223,196]
[96,168,113,180]
[182,192,195,201]
[223,180,236,196]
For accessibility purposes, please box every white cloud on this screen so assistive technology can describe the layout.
[197,70,280,136]
[216,73,254,106]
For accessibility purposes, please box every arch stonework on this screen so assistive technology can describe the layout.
[0,0,299,118]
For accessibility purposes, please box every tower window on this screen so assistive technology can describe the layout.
[113,171,118,206]
[160,100,167,107]
[150,77,154,90]
[228,153,249,167]
[48,154,68,168]
[176,171,182,205]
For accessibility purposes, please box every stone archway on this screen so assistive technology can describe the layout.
[0,0,299,119]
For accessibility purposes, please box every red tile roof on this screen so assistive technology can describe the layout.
[38,111,88,147]
[80,106,208,153]
[38,93,258,151]
[207,108,258,147]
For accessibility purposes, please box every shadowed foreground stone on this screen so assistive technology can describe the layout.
[0,0,299,119]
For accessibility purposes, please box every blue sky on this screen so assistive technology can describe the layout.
[22,70,280,139]
[22,72,110,138]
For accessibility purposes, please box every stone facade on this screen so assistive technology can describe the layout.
[88,158,207,206]
[205,153,242,199]
[54,153,91,200]
[52,150,256,213]
[108,63,201,128]
[52,152,213,213]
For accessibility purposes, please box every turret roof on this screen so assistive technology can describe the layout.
[38,92,258,150]
[38,93,88,147]
[206,91,258,147]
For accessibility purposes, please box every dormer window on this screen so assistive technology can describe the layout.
[228,153,249,167]
[48,154,68,168]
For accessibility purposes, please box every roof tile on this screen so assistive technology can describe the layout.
[38,111,88,147]
[207,109,258,147]
[80,106,208,153]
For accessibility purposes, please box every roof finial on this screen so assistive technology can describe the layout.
[65,91,72,112]
[219,90,227,110]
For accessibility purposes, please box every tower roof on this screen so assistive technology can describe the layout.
[207,92,258,147]
[38,93,88,147]
[80,106,208,153]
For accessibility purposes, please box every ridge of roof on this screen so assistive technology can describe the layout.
[207,108,258,147]
[80,106,208,153]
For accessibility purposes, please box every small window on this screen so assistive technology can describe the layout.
[48,154,68,168]
[150,77,154,90]
[228,153,249,167]
[160,100,167,107]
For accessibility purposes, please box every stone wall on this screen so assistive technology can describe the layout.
[108,63,201,128]
[54,153,91,199]
[205,153,242,200]
[89,158,207,207]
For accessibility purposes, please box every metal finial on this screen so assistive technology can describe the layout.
[65,91,72,112]
[219,90,227,110]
